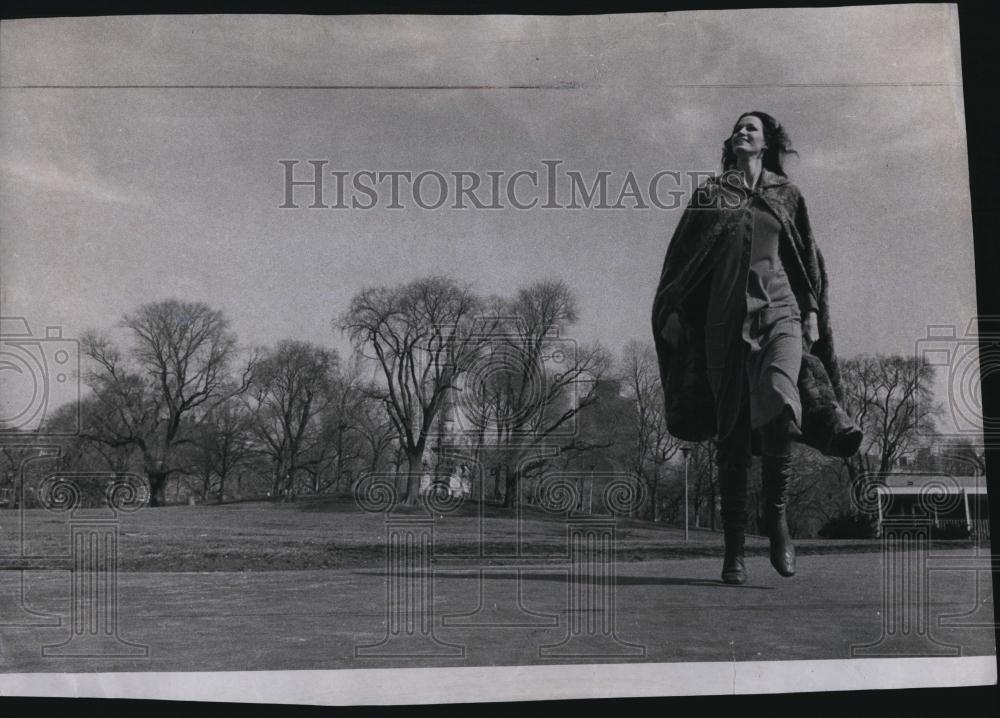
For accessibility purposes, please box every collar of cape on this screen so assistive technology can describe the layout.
[755,168,790,189]
[700,167,796,221]
[708,166,790,191]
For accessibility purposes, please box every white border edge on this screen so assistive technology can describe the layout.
[0,657,995,704]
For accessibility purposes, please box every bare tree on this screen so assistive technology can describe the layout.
[840,354,943,477]
[658,440,717,529]
[43,399,140,474]
[248,340,339,500]
[341,276,490,505]
[331,355,399,479]
[935,437,985,475]
[463,280,611,506]
[318,356,378,493]
[617,340,683,520]
[836,354,943,529]
[354,390,398,475]
[0,438,53,508]
[188,393,256,502]
[80,299,254,506]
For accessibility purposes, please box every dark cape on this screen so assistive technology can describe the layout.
[651,169,862,458]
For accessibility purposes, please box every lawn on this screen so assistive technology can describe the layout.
[0,496,975,572]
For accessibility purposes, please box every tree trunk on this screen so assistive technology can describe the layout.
[403,452,423,505]
[709,482,716,531]
[271,467,282,499]
[148,470,168,507]
[645,477,657,521]
[335,425,346,491]
[493,465,503,503]
[503,466,518,508]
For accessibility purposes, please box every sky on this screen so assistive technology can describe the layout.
[0,6,982,436]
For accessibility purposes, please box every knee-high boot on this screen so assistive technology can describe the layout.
[718,461,749,585]
[761,450,796,578]
[761,407,797,577]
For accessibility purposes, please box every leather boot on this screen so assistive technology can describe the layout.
[722,527,747,585]
[761,452,796,577]
[718,462,749,585]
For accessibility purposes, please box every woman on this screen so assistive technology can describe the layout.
[651,111,861,585]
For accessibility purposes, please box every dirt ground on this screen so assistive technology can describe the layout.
[0,499,995,672]
[0,551,994,672]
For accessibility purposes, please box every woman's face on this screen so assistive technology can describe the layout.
[731,114,767,157]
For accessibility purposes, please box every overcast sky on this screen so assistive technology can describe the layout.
[0,6,981,435]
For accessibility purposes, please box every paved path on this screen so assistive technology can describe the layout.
[0,549,994,672]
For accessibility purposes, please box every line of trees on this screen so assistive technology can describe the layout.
[2,274,966,537]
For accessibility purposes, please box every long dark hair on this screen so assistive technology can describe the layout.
[721,111,797,176]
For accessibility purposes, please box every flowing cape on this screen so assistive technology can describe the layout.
[651,169,860,458]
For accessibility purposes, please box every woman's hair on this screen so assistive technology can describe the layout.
[721,111,798,176]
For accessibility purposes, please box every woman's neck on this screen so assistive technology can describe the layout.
[735,155,763,189]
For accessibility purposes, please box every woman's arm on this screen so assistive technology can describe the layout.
[652,182,713,335]
[792,193,822,309]
[803,311,819,346]
[792,191,824,347]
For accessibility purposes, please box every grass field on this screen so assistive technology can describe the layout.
[0,496,984,571]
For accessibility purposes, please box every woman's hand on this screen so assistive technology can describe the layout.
[662,311,682,347]
[803,311,820,347]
